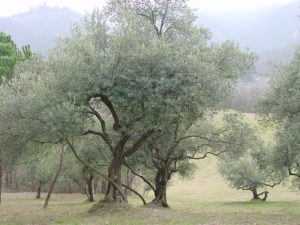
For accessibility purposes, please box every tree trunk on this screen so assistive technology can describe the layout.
[14,171,19,192]
[86,173,95,202]
[124,169,135,196]
[0,161,2,204]
[72,178,86,194]
[31,177,36,192]
[36,184,42,199]
[94,179,98,194]
[149,164,169,208]
[44,148,64,209]
[67,183,72,194]
[261,191,268,201]
[5,172,9,191]
[251,188,260,200]
[7,172,12,191]
[103,156,127,203]
[251,188,269,201]
[101,180,107,194]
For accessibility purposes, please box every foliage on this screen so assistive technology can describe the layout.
[126,113,260,206]
[258,47,300,181]
[0,0,255,203]
[218,128,284,200]
[0,32,19,81]
[0,32,33,82]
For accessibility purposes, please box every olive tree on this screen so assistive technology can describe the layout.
[258,48,300,182]
[0,0,255,205]
[218,134,284,201]
[126,114,260,207]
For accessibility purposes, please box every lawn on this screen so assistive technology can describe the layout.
[1,157,300,225]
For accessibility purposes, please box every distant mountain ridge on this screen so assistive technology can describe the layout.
[0,2,299,56]
[0,6,81,54]
[197,0,300,53]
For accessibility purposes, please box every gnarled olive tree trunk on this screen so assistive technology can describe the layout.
[252,188,260,200]
[251,188,268,201]
[104,155,127,203]
[149,161,170,208]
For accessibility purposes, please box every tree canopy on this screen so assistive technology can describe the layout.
[0,0,255,204]
[259,47,300,179]
[0,32,19,81]
[218,133,284,201]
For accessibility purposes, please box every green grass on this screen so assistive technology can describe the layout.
[1,114,298,225]
[1,157,300,225]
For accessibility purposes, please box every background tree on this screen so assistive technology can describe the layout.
[218,133,284,201]
[0,32,19,82]
[0,32,32,203]
[0,32,32,82]
[21,145,64,199]
[258,47,300,183]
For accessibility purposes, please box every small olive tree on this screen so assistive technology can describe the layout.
[218,135,284,201]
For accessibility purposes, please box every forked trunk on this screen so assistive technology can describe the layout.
[152,184,168,207]
[149,164,169,208]
[251,188,269,201]
[103,156,127,203]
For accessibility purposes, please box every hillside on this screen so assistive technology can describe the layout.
[197,1,300,53]
[0,2,299,55]
[0,6,81,54]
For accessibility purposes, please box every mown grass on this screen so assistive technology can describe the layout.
[1,114,299,225]
[1,156,300,225]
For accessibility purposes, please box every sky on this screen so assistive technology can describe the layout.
[0,0,298,17]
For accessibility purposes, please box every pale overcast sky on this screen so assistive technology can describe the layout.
[0,0,297,17]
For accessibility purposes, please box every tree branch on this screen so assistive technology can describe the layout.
[99,95,121,131]
[115,133,131,154]
[121,184,146,205]
[288,168,300,177]
[87,94,121,132]
[159,0,169,35]
[66,139,127,201]
[125,130,156,157]
[83,130,114,153]
[88,103,109,137]
[263,178,284,188]
[123,163,155,193]
[176,134,239,146]
[186,150,227,160]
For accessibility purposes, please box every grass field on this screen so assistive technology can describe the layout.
[1,156,300,225]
